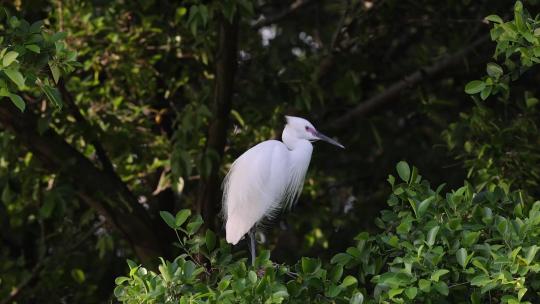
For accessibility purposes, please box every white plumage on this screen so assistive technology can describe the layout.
[222,116,344,246]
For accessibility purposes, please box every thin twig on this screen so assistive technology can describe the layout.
[329,0,351,52]
[251,0,316,29]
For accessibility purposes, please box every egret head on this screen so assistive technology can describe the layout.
[284,116,344,148]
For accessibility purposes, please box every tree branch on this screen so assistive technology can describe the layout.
[326,34,491,130]
[252,0,315,29]
[329,0,351,52]
[57,78,117,179]
[197,15,239,230]
[0,102,165,264]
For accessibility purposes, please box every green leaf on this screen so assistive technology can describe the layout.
[175,209,191,227]
[471,291,481,304]
[405,287,417,300]
[29,21,43,33]
[159,211,177,229]
[238,0,254,16]
[430,269,449,282]
[485,15,503,24]
[301,257,320,274]
[25,44,40,53]
[470,274,491,287]
[186,215,203,235]
[397,215,413,235]
[4,68,26,89]
[331,253,352,265]
[2,51,18,67]
[205,229,216,251]
[387,174,395,186]
[388,288,404,298]
[248,270,257,283]
[418,279,431,292]
[349,292,364,304]
[456,248,468,268]
[325,284,342,298]
[525,245,539,265]
[526,97,539,108]
[409,166,419,184]
[486,62,503,78]
[472,259,489,274]
[340,275,357,288]
[49,63,61,84]
[221,0,237,23]
[158,263,171,282]
[396,161,410,182]
[114,276,129,285]
[218,277,230,291]
[39,195,56,218]
[426,225,440,247]
[417,196,435,217]
[198,4,208,26]
[126,259,137,270]
[50,31,67,42]
[8,93,25,112]
[480,85,492,100]
[518,288,527,301]
[514,1,526,32]
[231,109,245,127]
[434,281,449,296]
[376,272,412,287]
[465,80,485,94]
[462,231,481,247]
[41,84,63,109]
[329,264,343,283]
[71,268,85,284]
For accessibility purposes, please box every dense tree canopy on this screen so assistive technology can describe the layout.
[1,0,540,303]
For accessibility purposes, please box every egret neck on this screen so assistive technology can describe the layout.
[281,124,313,207]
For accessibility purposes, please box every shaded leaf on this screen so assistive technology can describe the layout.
[8,93,25,112]
[396,161,410,182]
[465,80,485,94]
[159,211,177,229]
[2,51,18,67]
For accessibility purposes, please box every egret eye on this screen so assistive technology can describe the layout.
[305,126,309,131]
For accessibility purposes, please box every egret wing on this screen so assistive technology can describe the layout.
[222,140,290,244]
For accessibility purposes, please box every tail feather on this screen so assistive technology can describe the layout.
[225,216,252,245]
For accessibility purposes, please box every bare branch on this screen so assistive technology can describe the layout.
[329,0,351,52]
[251,0,315,29]
[326,34,490,130]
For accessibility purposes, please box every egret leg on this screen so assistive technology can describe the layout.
[248,228,256,267]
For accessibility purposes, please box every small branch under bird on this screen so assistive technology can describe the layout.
[222,116,344,265]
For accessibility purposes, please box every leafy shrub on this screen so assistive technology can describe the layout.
[444,1,540,195]
[114,161,540,303]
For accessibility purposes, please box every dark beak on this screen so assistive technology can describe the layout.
[314,131,345,149]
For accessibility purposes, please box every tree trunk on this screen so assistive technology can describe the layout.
[197,15,239,230]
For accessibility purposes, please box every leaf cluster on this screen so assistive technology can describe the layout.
[115,162,540,303]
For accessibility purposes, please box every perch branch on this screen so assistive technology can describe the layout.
[326,34,490,129]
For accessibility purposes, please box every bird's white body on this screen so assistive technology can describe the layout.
[222,116,343,245]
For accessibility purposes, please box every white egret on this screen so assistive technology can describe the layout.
[222,116,344,265]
